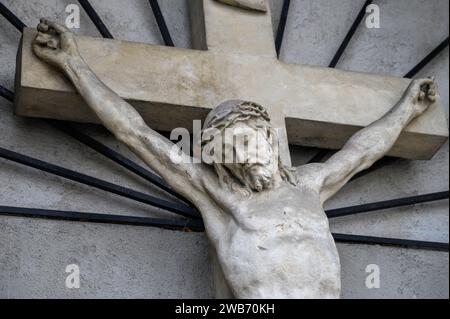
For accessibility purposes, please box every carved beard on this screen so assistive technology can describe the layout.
[241,164,275,192]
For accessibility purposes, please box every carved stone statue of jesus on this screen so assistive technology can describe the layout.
[33,18,438,299]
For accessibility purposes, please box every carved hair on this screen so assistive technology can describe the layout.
[201,100,297,194]
[203,100,271,132]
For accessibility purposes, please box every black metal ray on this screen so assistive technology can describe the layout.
[0,84,192,206]
[0,147,199,219]
[333,233,448,252]
[275,0,291,57]
[149,0,174,47]
[78,0,113,39]
[405,37,449,79]
[0,2,25,32]
[0,206,204,232]
[48,120,190,203]
[327,191,449,219]
[2,202,447,251]
[0,84,14,102]
[329,0,373,68]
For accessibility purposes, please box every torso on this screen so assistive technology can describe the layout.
[200,174,341,299]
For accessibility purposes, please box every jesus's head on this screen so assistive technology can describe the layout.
[201,100,297,194]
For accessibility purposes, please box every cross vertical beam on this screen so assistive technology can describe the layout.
[190,0,276,57]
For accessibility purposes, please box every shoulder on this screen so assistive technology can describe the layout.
[294,163,326,192]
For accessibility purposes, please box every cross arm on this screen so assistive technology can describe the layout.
[15,27,448,161]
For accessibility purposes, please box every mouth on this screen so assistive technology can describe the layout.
[251,176,272,192]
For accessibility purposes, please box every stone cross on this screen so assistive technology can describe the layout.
[14,0,448,165]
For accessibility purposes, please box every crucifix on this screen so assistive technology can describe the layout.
[13,0,448,299]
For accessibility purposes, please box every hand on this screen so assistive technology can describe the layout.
[404,77,438,116]
[33,18,81,71]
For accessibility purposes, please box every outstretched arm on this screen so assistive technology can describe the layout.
[33,19,206,200]
[310,78,438,203]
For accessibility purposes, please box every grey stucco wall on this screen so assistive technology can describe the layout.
[0,0,448,298]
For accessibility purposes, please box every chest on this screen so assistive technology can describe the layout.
[227,185,328,232]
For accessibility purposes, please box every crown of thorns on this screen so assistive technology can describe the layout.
[202,101,272,146]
